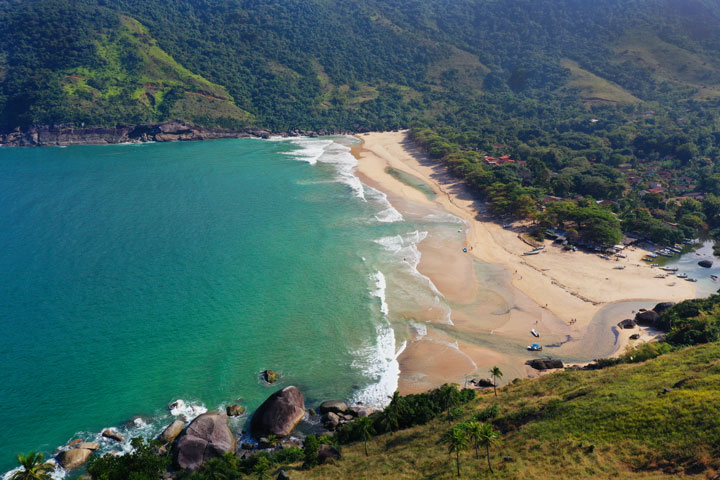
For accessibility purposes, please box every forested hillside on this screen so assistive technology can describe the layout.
[2,0,720,131]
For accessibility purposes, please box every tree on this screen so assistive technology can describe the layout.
[86,438,168,480]
[354,416,376,457]
[253,456,271,480]
[462,421,484,459]
[476,423,500,474]
[490,366,503,397]
[11,452,52,480]
[303,435,320,468]
[441,424,469,477]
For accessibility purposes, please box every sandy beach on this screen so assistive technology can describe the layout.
[350,130,696,394]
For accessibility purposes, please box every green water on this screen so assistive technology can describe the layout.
[0,137,450,473]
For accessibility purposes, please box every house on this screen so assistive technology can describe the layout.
[483,155,526,166]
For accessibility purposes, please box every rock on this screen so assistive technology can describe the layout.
[323,412,340,430]
[635,310,660,326]
[319,400,348,415]
[317,444,341,464]
[699,260,713,268]
[159,419,186,444]
[630,333,641,340]
[653,302,675,314]
[277,470,291,480]
[525,358,564,370]
[474,378,495,387]
[67,439,84,447]
[124,415,152,429]
[76,442,100,451]
[241,441,254,450]
[280,439,302,449]
[57,448,93,469]
[258,437,273,449]
[226,404,246,416]
[262,369,280,383]
[157,446,168,456]
[617,318,636,329]
[102,429,125,442]
[250,386,306,437]
[347,406,374,417]
[175,412,236,472]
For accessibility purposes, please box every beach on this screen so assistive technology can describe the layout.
[351,130,696,393]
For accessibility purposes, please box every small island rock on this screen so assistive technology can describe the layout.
[262,370,280,383]
[635,310,660,326]
[57,448,93,469]
[175,412,236,472]
[102,429,124,442]
[226,404,246,416]
[250,386,306,437]
[699,260,713,268]
[653,302,675,314]
[618,318,636,329]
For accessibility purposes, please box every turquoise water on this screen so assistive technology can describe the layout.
[0,137,460,474]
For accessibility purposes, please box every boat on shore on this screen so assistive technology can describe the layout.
[523,251,540,256]
[677,273,688,279]
[661,267,678,272]
[531,328,540,337]
[614,265,626,270]
[527,343,543,351]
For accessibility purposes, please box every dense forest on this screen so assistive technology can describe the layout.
[2,0,720,245]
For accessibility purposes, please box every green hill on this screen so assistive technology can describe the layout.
[2,0,720,131]
[289,343,720,479]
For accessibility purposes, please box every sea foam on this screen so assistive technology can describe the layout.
[371,271,389,315]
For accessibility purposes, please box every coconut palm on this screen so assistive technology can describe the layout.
[379,403,399,434]
[11,452,52,480]
[477,423,500,474]
[489,366,503,397]
[441,424,469,477]
[462,421,484,459]
[355,416,376,457]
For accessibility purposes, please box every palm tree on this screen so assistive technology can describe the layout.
[11,452,52,480]
[463,421,483,459]
[489,366,503,397]
[441,425,469,477]
[477,423,500,474]
[355,416,376,457]
[379,403,399,434]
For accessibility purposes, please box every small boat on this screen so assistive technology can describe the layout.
[661,267,678,272]
[527,343,543,351]
[647,253,658,258]
[599,254,611,260]
[614,265,626,270]
[677,273,688,279]
[712,275,718,281]
[651,263,660,267]
[642,257,654,262]
[616,254,627,259]
[532,246,546,252]
[531,329,540,337]
[658,251,673,257]
[686,278,698,282]
[669,247,682,254]
[523,251,540,256]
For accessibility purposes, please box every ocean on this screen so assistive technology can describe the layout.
[0,137,463,476]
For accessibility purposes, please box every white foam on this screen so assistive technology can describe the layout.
[350,324,406,408]
[370,271,389,315]
[366,187,403,223]
[2,466,66,480]
[169,399,208,420]
[282,138,333,165]
[410,321,428,340]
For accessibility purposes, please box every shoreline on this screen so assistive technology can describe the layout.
[350,130,697,393]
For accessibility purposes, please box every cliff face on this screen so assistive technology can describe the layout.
[0,122,273,146]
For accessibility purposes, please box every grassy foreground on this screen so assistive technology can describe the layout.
[292,343,720,479]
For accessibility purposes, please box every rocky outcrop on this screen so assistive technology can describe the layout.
[471,378,495,387]
[635,310,660,326]
[699,260,713,268]
[250,386,305,437]
[630,333,641,340]
[0,123,356,147]
[525,358,564,370]
[617,318,636,329]
[159,419,186,444]
[323,412,341,431]
[175,413,236,472]
[262,370,280,383]
[317,444,341,464]
[319,400,348,415]
[653,302,675,314]
[226,404,246,416]
[102,429,124,442]
[347,406,374,417]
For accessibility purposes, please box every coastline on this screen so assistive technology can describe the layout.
[350,130,697,393]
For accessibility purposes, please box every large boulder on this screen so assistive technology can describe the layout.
[250,386,305,437]
[175,412,236,472]
[653,302,675,315]
[635,310,660,326]
[347,406,374,417]
[474,378,495,387]
[699,260,713,268]
[159,419,186,444]
[317,445,341,464]
[322,412,340,431]
[57,448,93,469]
[319,400,348,415]
[525,358,564,371]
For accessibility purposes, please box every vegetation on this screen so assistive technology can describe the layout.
[86,438,169,480]
[489,366,502,397]
[10,452,52,480]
